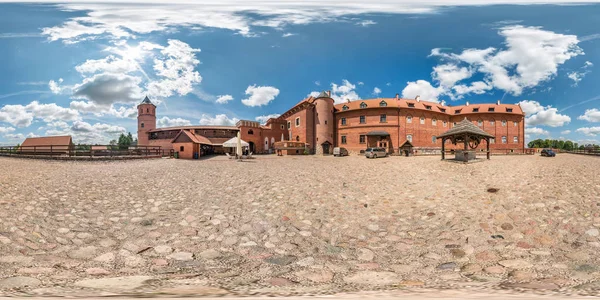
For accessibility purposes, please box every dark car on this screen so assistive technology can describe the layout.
[540,149,556,157]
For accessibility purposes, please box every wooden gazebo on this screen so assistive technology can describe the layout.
[437,118,495,161]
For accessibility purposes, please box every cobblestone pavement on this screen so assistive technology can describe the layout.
[1,154,600,297]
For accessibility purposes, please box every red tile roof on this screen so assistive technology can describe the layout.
[150,125,238,133]
[21,135,72,147]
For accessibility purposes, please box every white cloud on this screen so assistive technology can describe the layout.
[255,114,280,124]
[372,87,382,96]
[401,80,443,102]
[199,114,239,126]
[0,127,15,134]
[525,127,549,135]
[578,108,600,122]
[157,116,192,127]
[282,32,296,37]
[314,81,321,86]
[518,100,545,116]
[48,78,67,94]
[72,73,144,107]
[75,55,140,74]
[0,101,80,128]
[386,82,391,86]
[357,82,364,85]
[328,79,361,104]
[241,85,280,107]
[432,64,472,88]
[216,94,234,104]
[357,20,376,27]
[576,127,600,136]
[568,61,594,85]
[4,133,25,141]
[516,100,571,127]
[452,81,492,98]
[146,40,202,98]
[561,130,571,135]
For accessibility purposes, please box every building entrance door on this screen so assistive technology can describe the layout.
[322,143,330,155]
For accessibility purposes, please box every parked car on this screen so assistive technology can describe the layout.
[365,147,387,158]
[540,149,556,157]
[333,147,348,157]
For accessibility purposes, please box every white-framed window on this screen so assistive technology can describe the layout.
[432,136,436,144]
[514,121,518,127]
[360,116,366,124]
[432,118,437,126]
[341,117,347,125]
[502,136,507,144]
[380,114,387,123]
[342,105,349,111]
[360,102,367,108]
[513,136,518,143]
[490,138,495,144]
[295,117,300,127]
[407,116,412,123]
[341,135,347,144]
[287,121,291,129]
[379,100,387,107]
[359,135,366,144]
[478,120,483,127]
[420,117,425,124]
[407,134,413,142]
[443,120,447,127]
[502,120,507,127]
[490,120,495,126]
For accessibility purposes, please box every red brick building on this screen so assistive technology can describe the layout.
[137,92,525,158]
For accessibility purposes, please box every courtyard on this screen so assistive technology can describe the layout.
[1,154,600,296]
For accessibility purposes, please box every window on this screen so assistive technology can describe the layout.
[502,120,507,127]
[287,121,291,129]
[488,107,495,112]
[440,108,446,113]
[513,136,518,143]
[513,121,518,127]
[341,117,347,125]
[407,134,413,142]
[407,116,412,123]
[341,135,347,144]
[180,146,184,151]
[420,117,425,124]
[379,101,387,107]
[408,103,415,108]
[380,114,387,123]
[325,120,328,125]
[295,117,300,127]
[478,120,483,127]
[296,136,300,141]
[490,138,495,144]
[342,105,349,111]
[425,105,432,110]
[146,108,149,113]
[141,123,144,128]
[359,135,366,144]
[507,108,513,112]
[248,129,254,135]
[473,108,479,112]
[490,120,495,126]
[455,110,461,114]
[443,120,447,127]
[502,136,507,144]
[432,118,437,126]
[453,122,457,126]
[280,125,284,129]
[360,116,366,124]
[432,136,437,144]
[360,102,367,108]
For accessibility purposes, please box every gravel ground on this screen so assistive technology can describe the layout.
[1,154,600,297]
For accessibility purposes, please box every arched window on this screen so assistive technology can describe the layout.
[407,115,412,123]
[141,123,145,128]
[432,118,437,126]
[379,101,387,107]
[248,129,254,135]
[420,117,425,124]
[146,108,149,113]
[296,136,300,141]
[342,105,349,111]
[360,102,367,109]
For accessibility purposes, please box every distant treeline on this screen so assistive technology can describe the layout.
[528,139,599,151]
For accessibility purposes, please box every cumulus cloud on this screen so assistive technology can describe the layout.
[0,101,80,128]
[48,78,69,94]
[561,130,571,135]
[43,120,127,144]
[282,32,296,37]
[576,127,600,136]
[75,55,140,74]
[323,79,361,104]
[516,100,571,127]
[578,108,600,122]
[146,40,202,98]
[216,94,234,104]
[0,127,15,134]
[372,87,382,96]
[255,114,281,124]
[241,85,280,107]
[72,73,144,107]
[567,61,593,85]
[357,20,376,27]
[525,127,549,135]
[401,80,443,102]
[199,114,239,126]
[157,116,192,127]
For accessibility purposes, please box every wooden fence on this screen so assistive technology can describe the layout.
[0,144,163,158]
[566,149,600,156]
[413,148,535,156]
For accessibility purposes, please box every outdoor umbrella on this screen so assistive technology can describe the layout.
[236,131,243,157]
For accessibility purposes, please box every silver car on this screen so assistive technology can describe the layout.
[365,147,387,158]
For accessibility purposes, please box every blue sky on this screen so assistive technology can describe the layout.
[1,0,600,145]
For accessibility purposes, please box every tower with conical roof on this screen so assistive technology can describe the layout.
[137,96,156,146]
[314,91,334,154]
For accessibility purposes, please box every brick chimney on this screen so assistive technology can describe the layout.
[395,93,399,99]
[327,90,331,97]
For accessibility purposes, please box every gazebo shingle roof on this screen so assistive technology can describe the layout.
[437,118,494,139]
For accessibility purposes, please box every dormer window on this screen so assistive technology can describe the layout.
[379,101,387,107]
[408,103,415,108]
[440,108,446,113]
[360,102,367,109]
[488,107,495,112]
[473,108,479,112]
[506,108,513,112]
[455,109,461,114]
[342,105,349,111]
[425,105,432,110]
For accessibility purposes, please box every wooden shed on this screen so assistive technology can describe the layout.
[20,135,73,155]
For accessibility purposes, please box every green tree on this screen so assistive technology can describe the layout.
[563,140,574,151]
[117,132,134,149]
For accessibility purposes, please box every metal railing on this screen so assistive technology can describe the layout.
[0,145,162,158]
